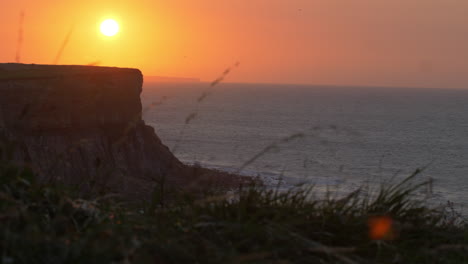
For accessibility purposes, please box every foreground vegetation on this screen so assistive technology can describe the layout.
[1,162,467,264]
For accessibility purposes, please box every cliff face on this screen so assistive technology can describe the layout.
[0,63,184,198]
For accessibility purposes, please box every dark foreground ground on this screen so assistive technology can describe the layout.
[1,161,467,264]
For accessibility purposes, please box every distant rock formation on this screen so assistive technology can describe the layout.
[144,75,200,83]
[0,63,189,199]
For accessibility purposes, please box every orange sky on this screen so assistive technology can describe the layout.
[1,0,468,88]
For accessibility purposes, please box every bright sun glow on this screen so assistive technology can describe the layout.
[100,19,119,37]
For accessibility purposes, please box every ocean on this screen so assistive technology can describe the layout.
[141,82,468,211]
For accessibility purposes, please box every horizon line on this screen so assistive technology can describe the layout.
[146,79,468,91]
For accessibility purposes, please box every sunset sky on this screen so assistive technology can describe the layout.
[1,0,467,88]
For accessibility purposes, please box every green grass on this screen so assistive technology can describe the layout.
[1,160,467,264]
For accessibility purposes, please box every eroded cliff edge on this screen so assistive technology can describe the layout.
[0,63,189,199]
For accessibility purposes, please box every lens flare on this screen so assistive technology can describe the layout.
[368,216,395,240]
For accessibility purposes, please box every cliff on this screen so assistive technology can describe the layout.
[0,63,189,199]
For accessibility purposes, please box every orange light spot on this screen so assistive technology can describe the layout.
[368,216,394,240]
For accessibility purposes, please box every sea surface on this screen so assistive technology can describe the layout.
[141,82,468,211]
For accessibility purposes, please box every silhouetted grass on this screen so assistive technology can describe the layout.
[1,159,467,264]
[53,25,74,65]
[236,132,305,174]
[15,11,25,63]
[171,61,240,154]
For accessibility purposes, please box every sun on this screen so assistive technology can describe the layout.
[100,19,119,37]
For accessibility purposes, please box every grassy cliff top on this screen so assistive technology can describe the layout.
[0,63,141,81]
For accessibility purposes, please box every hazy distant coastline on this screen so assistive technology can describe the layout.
[144,75,200,83]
